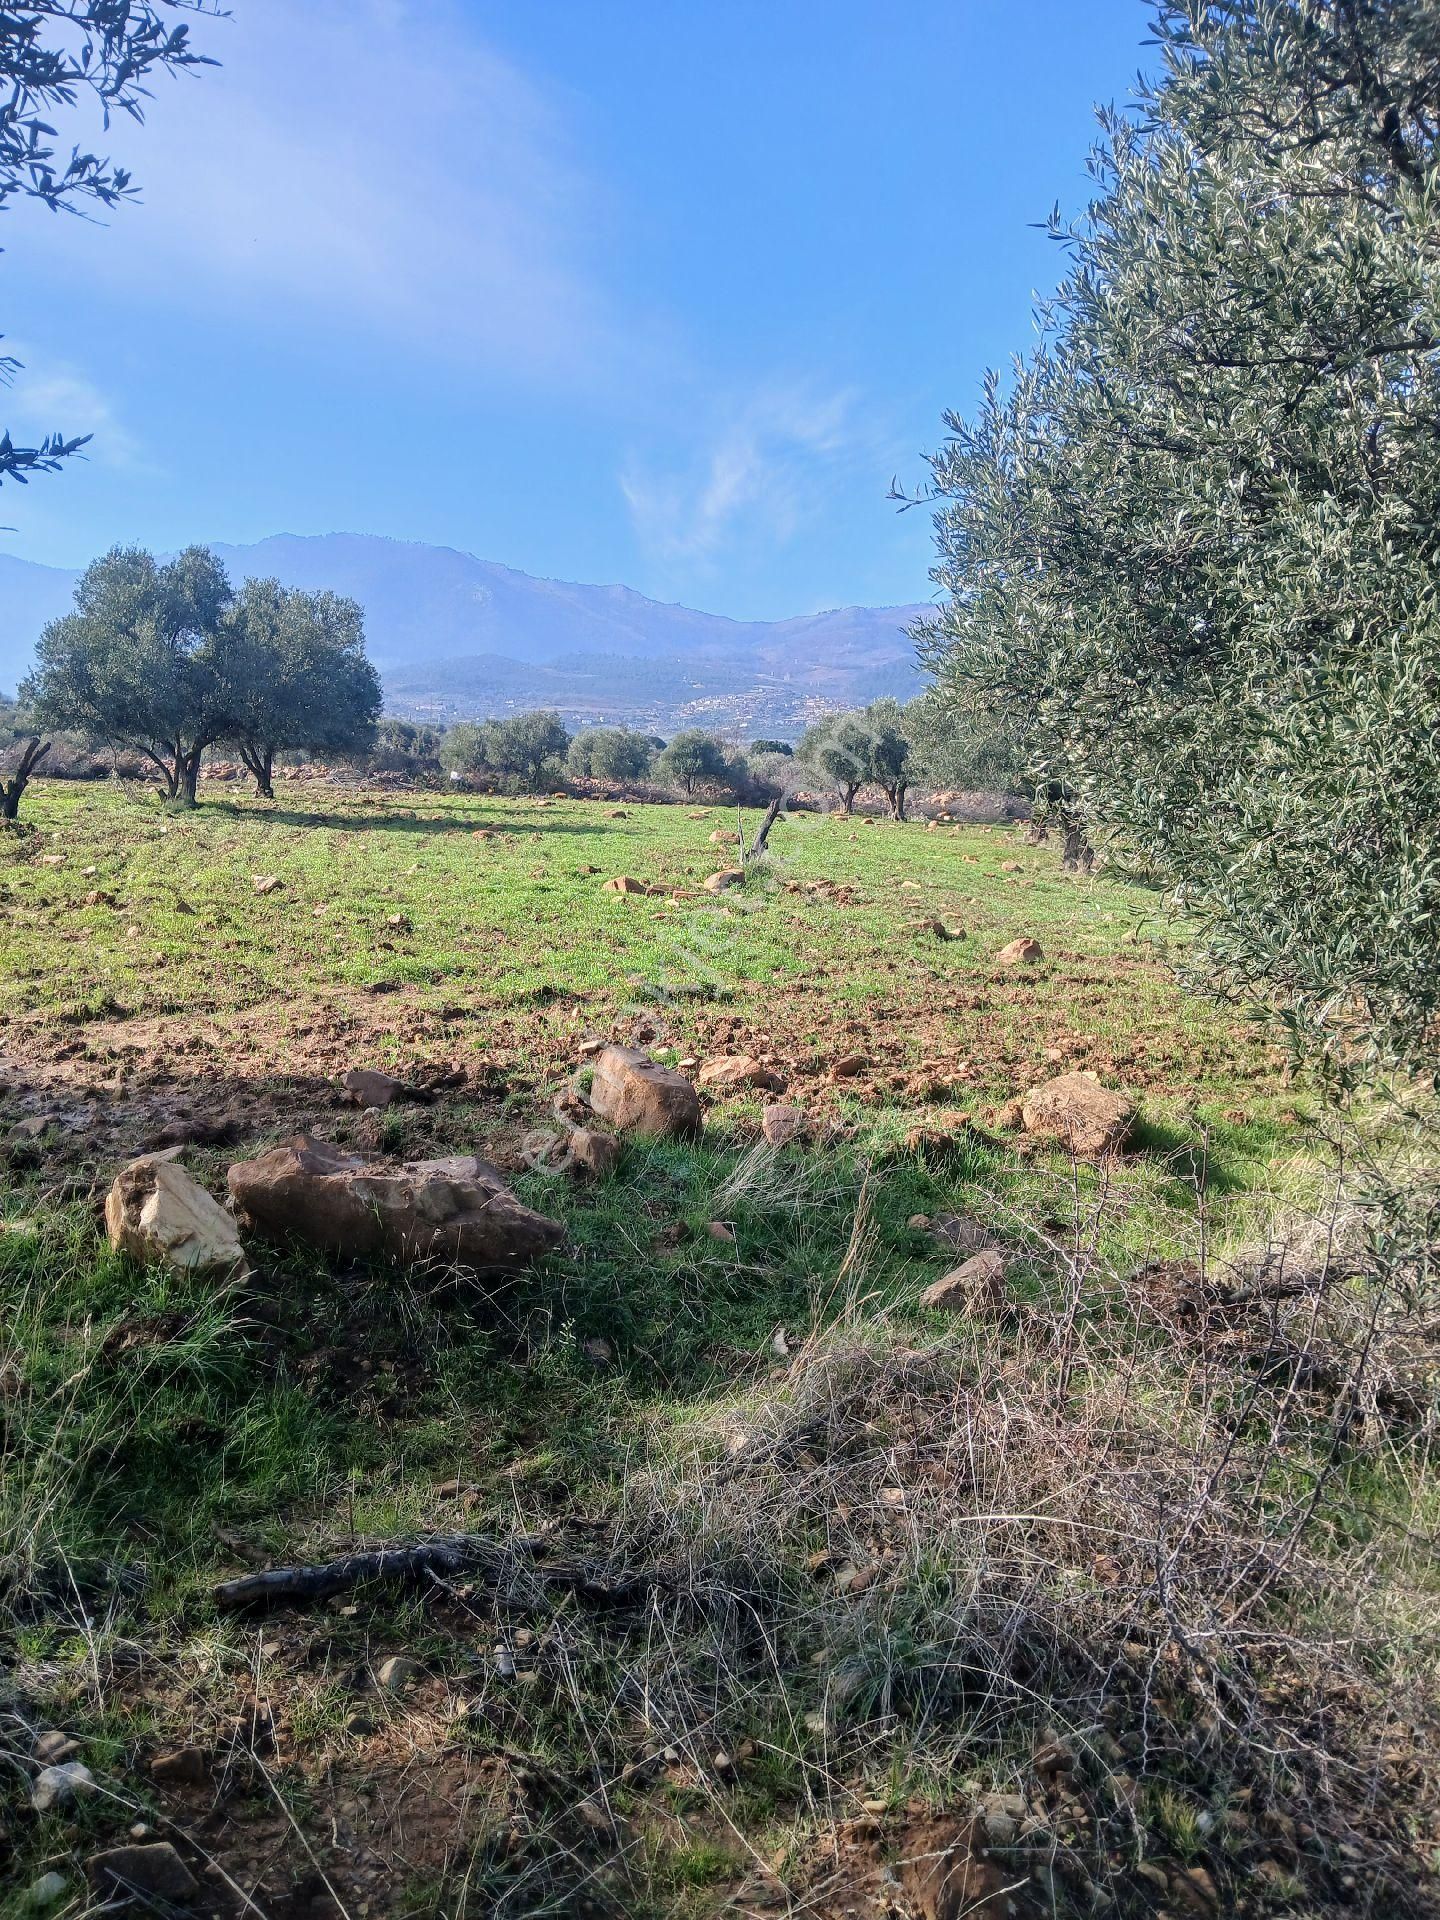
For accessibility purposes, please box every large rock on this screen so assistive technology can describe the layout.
[227,1136,564,1271]
[697,1054,784,1093]
[587,1047,702,1139]
[920,1249,1008,1315]
[996,936,1043,965]
[86,1844,198,1904]
[702,868,744,893]
[1021,1071,1133,1156]
[343,1067,405,1109]
[105,1153,248,1281]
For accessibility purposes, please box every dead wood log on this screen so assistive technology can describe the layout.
[745,795,783,864]
[212,1532,657,1614]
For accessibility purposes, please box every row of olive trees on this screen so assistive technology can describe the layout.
[437,714,758,797]
[795,692,1025,819]
[3,546,381,816]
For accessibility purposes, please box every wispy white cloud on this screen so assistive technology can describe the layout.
[620,382,876,577]
[1,345,146,471]
[14,0,623,390]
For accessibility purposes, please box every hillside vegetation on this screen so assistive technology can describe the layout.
[2,780,1435,1918]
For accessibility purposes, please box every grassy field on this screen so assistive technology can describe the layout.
[1,779,1435,1919]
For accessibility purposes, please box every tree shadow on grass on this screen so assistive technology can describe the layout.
[1126,1113,1255,1199]
[208,803,610,839]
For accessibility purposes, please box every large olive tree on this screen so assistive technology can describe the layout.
[222,579,381,796]
[27,546,237,805]
[916,0,1440,1079]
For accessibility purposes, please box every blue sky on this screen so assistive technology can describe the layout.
[0,0,1153,618]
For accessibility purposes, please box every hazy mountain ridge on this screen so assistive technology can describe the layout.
[0,533,928,735]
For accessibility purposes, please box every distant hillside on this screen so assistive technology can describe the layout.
[0,533,928,737]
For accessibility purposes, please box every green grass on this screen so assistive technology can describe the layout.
[0,778,1434,1919]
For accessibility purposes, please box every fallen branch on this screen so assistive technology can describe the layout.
[212,1531,657,1614]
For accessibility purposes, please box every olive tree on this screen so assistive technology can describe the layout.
[222,579,380,796]
[26,546,236,806]
[567,726,654,783]
[796,712,876,814]
[0,692,49,819]
[654,729,736,796]
[914,0,1440,1077]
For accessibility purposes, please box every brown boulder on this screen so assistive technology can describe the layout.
[250,873,282,895]
[920,1249,1008,1315]
[702,868,744,892]
[1021,1071,1133,1156]
[996,936,1043,965]
[567,1127,622,1178]
[761,1103,809,1147]
[602,874,655,895]
[708,828,739,845]
[105,1153,248,1281]
[697,1054,784,1093]
[587,1046,702,1139]
[343,1067,405,1110]
[829,1051,868,1079]
[227,1136,564,1271]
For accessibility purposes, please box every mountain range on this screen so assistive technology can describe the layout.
[0,532,929,738]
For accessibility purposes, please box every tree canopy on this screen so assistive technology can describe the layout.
[223,579,380,796]
[914,0,1440,1078]
[27,545,235,805]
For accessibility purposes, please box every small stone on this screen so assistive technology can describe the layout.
[706,1220,735,1242]
[86,1843,199,1904]
[697,1054,784,1092]
[761,1103,808,1147]
[920,1250,1008,1315]
[601,874,655,895]
[342,1066,406,1109]
[31,1760,95,1811]
[830,1052,868,1079]
[702,868,744,892]
[251,873,282,895]
[149,1745,209,1784]
[26,1873,68,1908]
[374,1655,425,1692]
[567,1127,621,1178]
[996,936,1042,964]
[31,1730,77,1764]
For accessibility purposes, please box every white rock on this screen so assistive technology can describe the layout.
[104,1153,249,1281]
[31,1760,95,1812]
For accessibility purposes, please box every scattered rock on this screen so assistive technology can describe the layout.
[250,873,282,895]
[26,1873,68,1908]
[697,1054,784,1092]
[993,1098,1025,1130]
[587,1046,702,1139]
[342,1066,406,1109]
[385,911,413,932]
[228,1136,564,1271]
[31,1731,77,1765]
[1021,1071,1133,1157]
[706,1220,735,1242]
[829,1052,868,1079]
[702,868,744,892]
[86,1843,198,1905]
[920,1249,1008,1315]
[31,1760,95,1812]
[567,1126,621,1178]
[374,1655,425,1692]
[606,808,629,818]
[105,1153,249,1282]
[927,1212,995,1256]
[761,1103,809,1147]
[602,874,657,895]
[709,828,739,845]
[996,936,1043,964]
